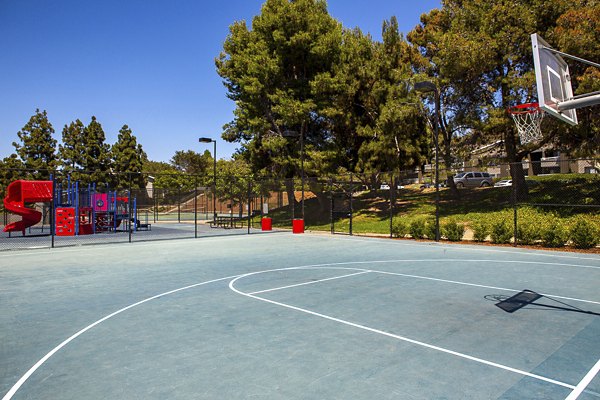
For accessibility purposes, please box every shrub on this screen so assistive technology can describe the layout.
[409,219,427,239]
[569,217,600,249]
[516,207,543,245]
[540,219,569,248]
[490,220,513,244]
[425,219,437,240]
[471,220,489,242]
[392,219,409,238]
[443,220,465,241]
[517,222,542,245]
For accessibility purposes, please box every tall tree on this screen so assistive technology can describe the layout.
[0,154,25,199]
[144,160,192,191]
[57,119,86,181]
[80,116,113,187]
[354,18,428,179]
[216,0,343,194]
[552,1,600,156]
[170,150,212,176]
[12,109,57,179]
[215,157,252,218]
[111,124,147,189]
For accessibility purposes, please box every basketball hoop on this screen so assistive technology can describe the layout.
[508,102,545,144]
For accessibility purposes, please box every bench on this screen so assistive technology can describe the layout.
[210,216,245,229]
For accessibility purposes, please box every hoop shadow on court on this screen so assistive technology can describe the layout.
[486,290,600,316]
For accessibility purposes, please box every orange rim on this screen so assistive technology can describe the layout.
[508,102,541,115]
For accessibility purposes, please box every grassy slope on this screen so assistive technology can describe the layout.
[267,174,600,237]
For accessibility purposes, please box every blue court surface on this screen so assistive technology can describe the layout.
[1,233,599,399]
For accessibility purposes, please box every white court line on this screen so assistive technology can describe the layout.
[1,274,240,400]
[565,358,600,400]
[249,271,371,295]
[316,234,600,262]
[374,270,600,306]
[229,269,576,390]
[0,233,279,258]
[2,232,600,264]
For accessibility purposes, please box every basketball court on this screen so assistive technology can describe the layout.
[1,233,599,399]
[1,31,599,400]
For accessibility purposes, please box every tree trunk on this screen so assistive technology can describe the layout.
[504,131,528,200]
[442,148,460,198]
[285,179,296,215]
[501,79,528,200]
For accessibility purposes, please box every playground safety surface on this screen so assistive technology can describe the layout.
[1,234,599,399]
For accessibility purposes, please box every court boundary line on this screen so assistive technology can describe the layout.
[229,267,577,390]
[3,258,598,399]
[565,358,600,400]
[317,234,600,262]
[2,232,599,263]
[373,269,600,306]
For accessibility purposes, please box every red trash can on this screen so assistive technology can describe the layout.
[261,217,272,231]
[292,218,304,234]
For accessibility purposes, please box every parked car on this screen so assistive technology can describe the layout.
[494,179,512,187]
[453,171,493,188]
[380,184,404,190]
[493,179,540,188]
[419,182,446,189]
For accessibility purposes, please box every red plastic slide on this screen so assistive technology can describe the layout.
[3,180,53,234]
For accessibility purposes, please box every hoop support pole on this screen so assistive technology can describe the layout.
[557,93,600,111]
[540,45,600,69]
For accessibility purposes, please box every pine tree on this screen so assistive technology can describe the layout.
[57,119,86,181]
[12,109,57,179]
[111,124,147,189]
[0,154,25,199]
[83,116,113,187]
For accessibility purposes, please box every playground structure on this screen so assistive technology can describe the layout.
[2,179,149,236]
[3,180,53,235]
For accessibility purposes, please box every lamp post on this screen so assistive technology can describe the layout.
[414,81,440,241]
[198,137,217,222]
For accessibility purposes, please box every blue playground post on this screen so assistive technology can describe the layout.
[133,197,137,232]
[75,181,79,235]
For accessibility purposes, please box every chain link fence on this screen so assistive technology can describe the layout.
[1,159,599,251]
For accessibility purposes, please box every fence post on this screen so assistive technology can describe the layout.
[128,173,132,243]
[349,174,353,236]
[329,178,334,234]
[51,174,56,248]
[389,175,395,238]
[512,166,518,247]
[194,176,198,239]
[178,187,181,223]
[247,180,252,234]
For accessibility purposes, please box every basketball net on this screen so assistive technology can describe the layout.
[508,103,544,144]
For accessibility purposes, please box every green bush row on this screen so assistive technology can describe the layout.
[392,218,465,242]
[472,209,600,249]
[392,210,600,249]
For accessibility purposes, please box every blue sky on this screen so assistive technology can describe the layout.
[0,0,441,163]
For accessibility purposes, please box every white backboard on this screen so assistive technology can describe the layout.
[531,33,578,125]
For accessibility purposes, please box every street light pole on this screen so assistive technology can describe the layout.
[199,137,217,222]
[414,81,440,241]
